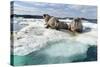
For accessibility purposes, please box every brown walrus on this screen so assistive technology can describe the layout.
[43,14,59,29]
[43,14,68,30]
[68,17,83,33]
[56,21,68,30]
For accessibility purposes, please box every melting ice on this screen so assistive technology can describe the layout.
[12,18,97,63]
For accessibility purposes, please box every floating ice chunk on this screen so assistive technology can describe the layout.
[13,19,97,56]
[39,40,88,62]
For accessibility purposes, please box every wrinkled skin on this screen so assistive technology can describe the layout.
[68,18,83,33]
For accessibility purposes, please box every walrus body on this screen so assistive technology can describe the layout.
[57,21,68,30]
[43,14,68,30]
[68,18,83,33]
[46,16,59,29]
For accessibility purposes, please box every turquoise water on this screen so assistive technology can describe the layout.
[11,40,97,66]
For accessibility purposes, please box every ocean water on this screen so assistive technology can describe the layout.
[11,40,97,66]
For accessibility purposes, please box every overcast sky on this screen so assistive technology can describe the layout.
[13,1,97,19]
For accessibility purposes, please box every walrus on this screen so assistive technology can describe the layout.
[68,17,83,33]
[43,14,51,25]
[43,14,68,30]
[56,21,68,30]
[43,14,59,29]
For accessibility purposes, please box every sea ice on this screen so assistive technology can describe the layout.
[12,19,97,60]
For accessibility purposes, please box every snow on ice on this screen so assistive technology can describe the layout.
[12,18,97,61]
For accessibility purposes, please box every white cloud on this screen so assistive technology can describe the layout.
[13,1,97,19]
[67,5,87,11]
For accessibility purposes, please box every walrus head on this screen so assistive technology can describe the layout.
[43,14,51,22]
[74,17,81,23]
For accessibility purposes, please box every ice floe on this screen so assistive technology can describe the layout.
[12,19,97,57]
